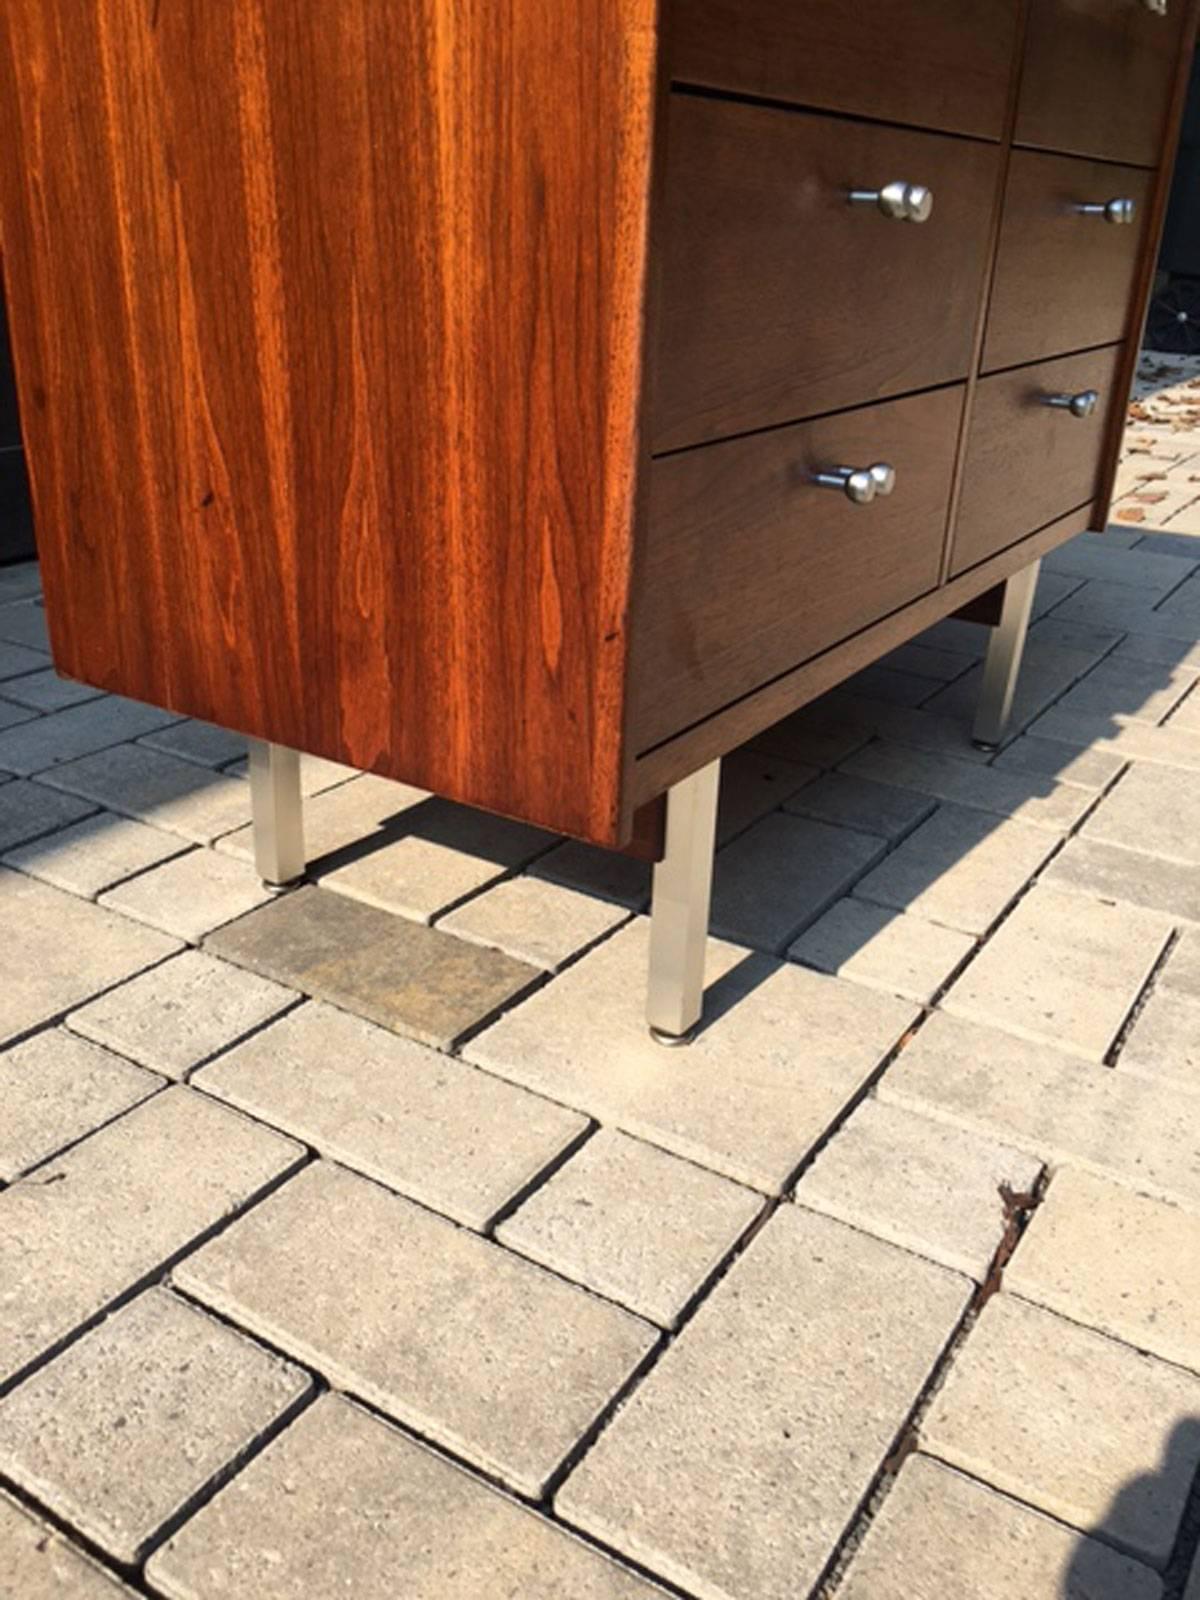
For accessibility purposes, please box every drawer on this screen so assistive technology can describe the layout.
[1016,0,1190,167]
[983,150,1151,373]
[669,0,1019,141]
[652,98,999,453]
[633,386,965,751]
[952,346,1124,576]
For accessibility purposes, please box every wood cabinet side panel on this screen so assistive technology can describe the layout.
[0,0,659,845]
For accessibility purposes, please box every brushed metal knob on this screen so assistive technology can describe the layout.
[1044,389,1100,418]
[1076,197,1137,225]
[812,463,897,505]
[848,181,934,223]
[1142,0,1168,15]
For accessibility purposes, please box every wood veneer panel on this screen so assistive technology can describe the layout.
[669,0,1019,141]
[0,0,659,847]
[652,98,999,452]
[632,385,964,752]
[953,346,1125,576]
[1016,0,1190,167]
[631,504,1096,805]
[983,151,1152,373]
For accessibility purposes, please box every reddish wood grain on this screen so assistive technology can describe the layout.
[0,0,659,846]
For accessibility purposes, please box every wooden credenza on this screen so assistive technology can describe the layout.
[1,1,1196,1032]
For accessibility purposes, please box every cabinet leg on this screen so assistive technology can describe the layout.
[646,759,721,1046]
[248,739,306,888]
[972,559,1041,750]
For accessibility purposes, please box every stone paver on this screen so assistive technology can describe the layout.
[1049,580,1167,632]
[1120,985,1200,1091]
[992,732,1126,790]
[4,810,187,897]
[437,874,628,970]
[921,631,1113,738]
[206,885,541,1050]
[1008,1168,1200,1373]
[782,770,935,841]
[924,1294,1200,1567]
[845,661,936,707]
[68,949,296,1079]
[714,747,817,843]
[0,1087,303,1386]
[147,1394,664,1600]
[1119,631,1200,673]
[837,1455,1161,1600]
[823,694,995,763]
[496,1129,762,1327]
[316,798,556,923]
[710,811,886,952]
[138,718,247,768]
[217,771,427,863]
[1162,929,1200,996]
[0,600,51,650]
[557,1207,970,1600]
[223,750,367,795]
[1049,655,1198,727]
[0,668,103,713]
[883,639,976,682]
[530,838,651,909]
[843,740,1093,832]
[0,638,48,680]
[175,1160,656,1497]
[0,867,180,1045]
[750,695,877,767]
[0,776,95,853]
[0,1028,162,1181]
[468,918,916,1193]
[788,898,974,1004]
[0,1288,310,1563]
[1084,764,1200,865]
[1045,834,1200,923]
[195,1000,589,1229]
[1045,538,1196,593]
[943,883,1171,1060]
[852,805,1058,935]
[0,1492,136,1598]
[881,1009,1200,1208]
[1031,708,1200,771]
[794,1098,1041,1280]
[99,847,276,940]
[0,697,177,776]
[0,561,42,602]
[40,743,252,844]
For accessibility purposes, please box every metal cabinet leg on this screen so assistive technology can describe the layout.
[248,739,306,888]
[646,759,721,1046]
[972,559,1041,750]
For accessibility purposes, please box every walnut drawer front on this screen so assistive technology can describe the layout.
[1016,0,1190,167]
[982,150,1152,374]
[632,386,964,752]
[668,0,1019,141]
[651,98,999,454]
[952,346,1124,577]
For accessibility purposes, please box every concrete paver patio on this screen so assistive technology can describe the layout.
[2,354,1200,1598]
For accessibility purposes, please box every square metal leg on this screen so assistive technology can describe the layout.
[248,739,306,887]
[973,559,1041,750]
[646,759,721,1045]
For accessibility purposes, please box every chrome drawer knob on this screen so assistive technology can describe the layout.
[1076,197,1137,225]
[1142,0,1168,14]
[848,181,934,224]
[1044,389,1100,418]
[813,463,897,505]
